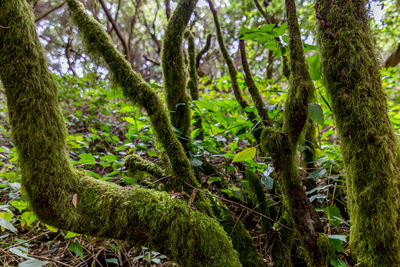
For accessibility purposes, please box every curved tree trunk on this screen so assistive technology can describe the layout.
[0,1,241,266]
[316,0,400,265]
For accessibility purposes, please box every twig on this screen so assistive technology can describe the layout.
[35,2,65,23]
[28,254,70,266]
[183,182,295,231]
[7,231,51,249]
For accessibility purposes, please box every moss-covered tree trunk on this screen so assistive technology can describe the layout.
[162,0,196,142]
[316,0,400,265]
[0,1,242,266]
[262,0,332,265]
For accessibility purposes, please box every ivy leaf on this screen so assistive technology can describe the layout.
[308,103,324,125]
[232,147,256,163]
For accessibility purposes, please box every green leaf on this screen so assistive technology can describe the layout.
[209,177,221,184]
[259,24,275,32]
[69,242,84,260]
[21,212,36,227]
[274,23,287,35]
[328,234,347,242]
[329,238,345,253]
[122,117,136,125]
[324,206,342,228]
[0,217,17,233]
[19,259,49,267]
[45,224,58,233]
[307,54,321,80]
[100,154,117,163]
[232,147,256,163]
[105,258,119,264]
[307,168,327,179]
[65,231,81,238]
[10,247,29,259]
[261,175,274,190]
[330,258,347,267]
[78,153,96,164]
[10,200,28,212]
[308,103,324,125]
[189,158,203,167]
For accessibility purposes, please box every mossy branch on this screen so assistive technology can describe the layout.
[316,0,400,265]
[260,1,327,265]
[239,39,272,127]
[0,1,242,266]
[161,0,197,140]
[65,0,198,189]
[125,154,166,179]
[206,0,261,142]
[196,33,212,70]
[283,0,315,144]
[185,30,204,139]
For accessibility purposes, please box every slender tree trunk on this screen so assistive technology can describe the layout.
[316,0,400,265]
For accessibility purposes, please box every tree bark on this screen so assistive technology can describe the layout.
[316,0,400,265]
[0,1,242,266]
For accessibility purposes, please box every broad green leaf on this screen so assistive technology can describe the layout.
[308,103,324,125]
[274,23,287,35]
[307,168,327,179]
[232,147,256,163]
[19,259,49,267]
[324,206,342,228]
[69,242,84,260]
[328,234,347,242]
[189,158,203,167]
[260,24,275,32]
[122,117,136,125]
[307,54,321,80]
[45,224,58,232]
[10,200,28,212]
[329,238,345,253]
[100,155,117,163]
[0,217,17,233]
[209,177,221,184]
[261,175,274,190]
[78,153,96,164]
[21,212,36,227]
[65,231,81,238]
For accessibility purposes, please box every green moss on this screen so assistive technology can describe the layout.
[185,30,204,140]
[196,33,212,70]
[161,0,197,141]
[65,0,199,189]
[260,1,326,265]
[0,1,242,265]
[316,1,400,265]
[219,212,265,267]
[125,154,166,179]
